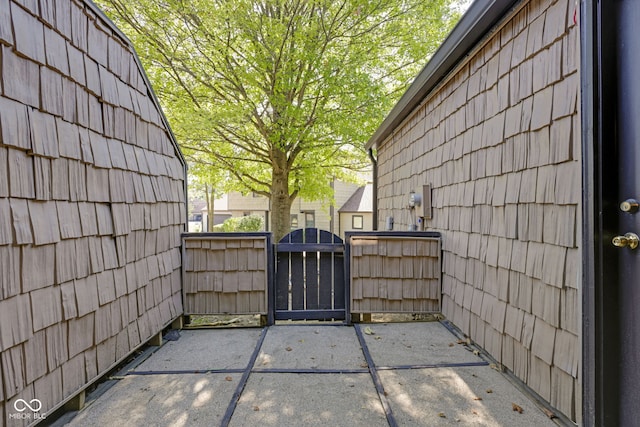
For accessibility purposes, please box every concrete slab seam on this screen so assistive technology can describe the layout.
[354,324,398,427]
[251,368,370,374]
[127,369,247,376]
[376,361,489,371]
[221,326,269,427]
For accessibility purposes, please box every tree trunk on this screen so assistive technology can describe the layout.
[270,152,292,242]
[205,184,214,232]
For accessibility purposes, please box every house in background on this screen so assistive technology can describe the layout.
[191,195,231,232]
[201,177,372,238]
[338,183,373,238]
[366,0,640,424]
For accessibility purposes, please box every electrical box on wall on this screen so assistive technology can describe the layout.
[416,184,432,220]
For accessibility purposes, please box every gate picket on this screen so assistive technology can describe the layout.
[275,252,289,310]
[318,252,333,309]
[305,228,319,310]
[334,252,345,310]
[291,250,304,310]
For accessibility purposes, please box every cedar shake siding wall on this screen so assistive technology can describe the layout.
[375,0,580,421]
[0,0,186,421]
[183,235,269,315]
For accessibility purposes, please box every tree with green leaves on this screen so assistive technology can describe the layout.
[97,0,461,240]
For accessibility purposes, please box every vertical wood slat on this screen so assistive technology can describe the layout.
[305,228,319,310]
[334,253,346,309]
[290,247,305,311]
[318,253,333,309]
[275,252,290,310]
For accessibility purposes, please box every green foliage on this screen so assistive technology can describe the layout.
[215,215,265,232]
[96,0,462,238]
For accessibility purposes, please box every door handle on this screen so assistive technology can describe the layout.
[612,232,639,250]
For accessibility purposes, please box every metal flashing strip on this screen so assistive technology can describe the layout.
[354,324,398,427]
[220,327,269,427]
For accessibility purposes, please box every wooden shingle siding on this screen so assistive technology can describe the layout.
[376,0,580,421]
[350,236,440,313]
[183,235,269,315]
[0,0,186,419]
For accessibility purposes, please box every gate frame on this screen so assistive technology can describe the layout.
[270,228,347,322]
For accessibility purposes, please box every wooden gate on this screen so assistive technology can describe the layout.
[274,228,345,321]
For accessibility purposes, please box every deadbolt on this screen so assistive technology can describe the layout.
[612,232,640,250]
[620,199,640,213]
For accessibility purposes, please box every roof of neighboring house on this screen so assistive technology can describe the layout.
[189,199,207,214]
[339,184,373,213]
[366,0,519,150]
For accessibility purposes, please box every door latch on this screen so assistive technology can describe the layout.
[620,199,640,213]
[612,232,640,250]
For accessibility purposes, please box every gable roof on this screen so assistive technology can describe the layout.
[366,0,520,150]
[339,184,373,213]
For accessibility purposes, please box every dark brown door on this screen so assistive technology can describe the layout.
[587,1,640,425]
[614,3,640,426]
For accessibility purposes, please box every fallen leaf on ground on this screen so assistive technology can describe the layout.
[472,410,479,415]
[225,376,232,381]
[486,389,493,394]
[285,346,292,351]
[253,406,260,411]
[375,336,382,340]
[457,340,467,345]
[299,339,304,343]
[449,343,455,347]
[360,363,369,368]
[512,403,524,414]
[438,412,446,418]
[543,408,556,419]
[473,397,482,401]
[473,350,480,356]
[364,327,375,335]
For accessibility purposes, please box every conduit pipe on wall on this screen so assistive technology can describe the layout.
[368,148,378,230]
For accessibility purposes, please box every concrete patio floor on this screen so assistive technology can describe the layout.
[54,322,562,426]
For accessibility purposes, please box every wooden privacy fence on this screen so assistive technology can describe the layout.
[346,232,442,314]
[182,233,272,320]
[182,230,440,323]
